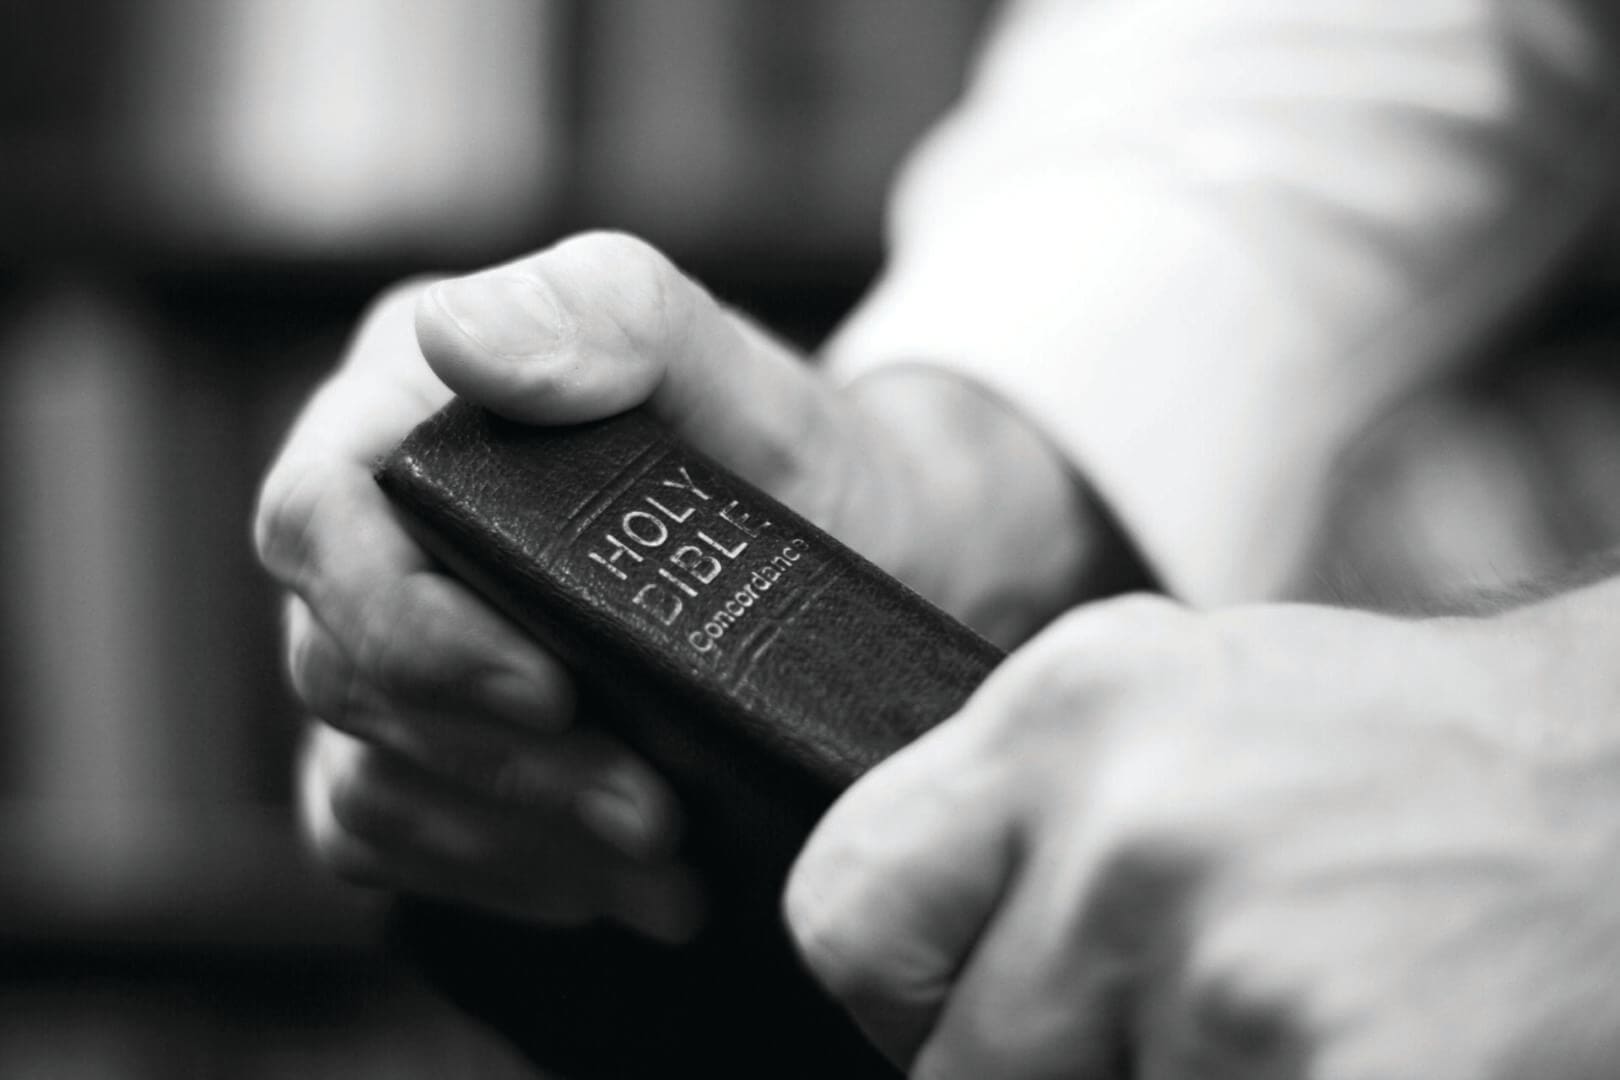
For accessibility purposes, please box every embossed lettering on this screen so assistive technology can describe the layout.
[646,494,695,523]
[699,529,746,559]
[587,533,644,581]
[634,583,682,625]
[718,500,766,538]
[622,510,669,547]
[685,534,810,657]
[656,566,699,598]
[670,544,723,584]
[660,466,710,502]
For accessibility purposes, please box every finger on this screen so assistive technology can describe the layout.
[414,231,866,521]
[302,726,701,942]
[905,707,1229,1080]
[786,602,1183,1072]
[254,280,438,597]
[263,440,566,735]
[255,281,451,579]
[256,281,562,730]
[906,882,1119,1079]
[289,597,679,857]
[783,717,1019,1068]
[284,585,574,733]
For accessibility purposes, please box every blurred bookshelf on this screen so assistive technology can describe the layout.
[0,0,990,1073]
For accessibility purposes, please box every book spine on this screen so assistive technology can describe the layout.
[375,401,1003,1077]
[378,403,1001,840]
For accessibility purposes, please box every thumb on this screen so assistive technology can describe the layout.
[414,231,856,505]
[783,719,1018,1069]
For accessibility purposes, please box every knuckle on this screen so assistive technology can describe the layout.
[256,279,441,588]
[1049,592,1187,649]
[961,596,1218,778]
[348,584,417,697]
[252,456,323,584]
[285,614,359,724]
[324,747,400,843]
[783,834,930,1011]
[348,574,469,705]
[784,891,883,1004]
[298,744,387,885]
[1037,592,1204,690]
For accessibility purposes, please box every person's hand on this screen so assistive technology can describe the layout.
[255,231,1125,938]
[785,595,1620,1077]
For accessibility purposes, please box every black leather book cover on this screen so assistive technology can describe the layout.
[375,400,1003,1077]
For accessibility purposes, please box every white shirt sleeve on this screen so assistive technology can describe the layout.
[824,0,1620,604]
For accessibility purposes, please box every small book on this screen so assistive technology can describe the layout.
[375,400,1004,1077]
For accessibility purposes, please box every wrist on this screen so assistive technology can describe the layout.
[841,365,1151,647]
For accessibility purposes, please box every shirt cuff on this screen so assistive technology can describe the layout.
[825,169,1437,605]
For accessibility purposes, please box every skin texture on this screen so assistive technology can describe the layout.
[256,229,1620,1077]
[785,594,1620,1079]
[253,231,1105,941]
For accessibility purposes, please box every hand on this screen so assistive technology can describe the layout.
[255,231,1121,938]
[785,595,1620,1077]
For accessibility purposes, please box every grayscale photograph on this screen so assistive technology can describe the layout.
[3,2,1620,1077]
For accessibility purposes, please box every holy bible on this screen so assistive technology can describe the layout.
[375,399,1004,1077]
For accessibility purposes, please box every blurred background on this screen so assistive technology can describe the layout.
[4,1,1620,1077]
[0,1,992,1075]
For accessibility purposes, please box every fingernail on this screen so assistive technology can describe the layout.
[478,669,570,732]
[576,785,657,859]
[429,274,569,359]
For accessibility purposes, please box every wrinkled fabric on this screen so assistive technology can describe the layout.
[826,0,1620,603]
